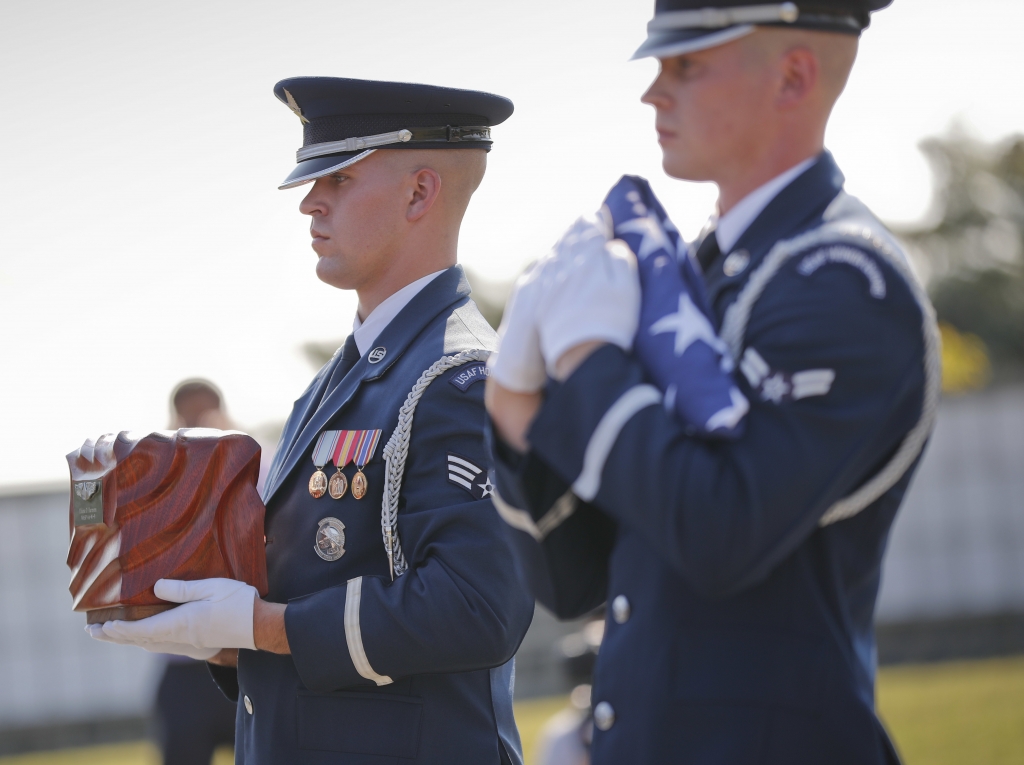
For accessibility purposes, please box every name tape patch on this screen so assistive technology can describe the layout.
[797,246,886,299]
[448,362,489,392]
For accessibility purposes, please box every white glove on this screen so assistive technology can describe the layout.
[488,260,548,392]
[85,623,219,660]
[489,215,640,391]
[535,215,640,376]
[96,578,257,651]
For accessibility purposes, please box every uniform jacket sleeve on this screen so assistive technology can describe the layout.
[513,252,926,599]
[489,415,616,620]
[283,373,535,693]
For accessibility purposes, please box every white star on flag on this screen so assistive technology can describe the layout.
[649,293,728,357]
[616,213,676,259]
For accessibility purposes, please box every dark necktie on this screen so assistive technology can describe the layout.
[694,230,722,274]
[319,334,360,407]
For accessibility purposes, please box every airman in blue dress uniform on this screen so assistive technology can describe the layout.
[91,78,534,764]
[486,3,940,763]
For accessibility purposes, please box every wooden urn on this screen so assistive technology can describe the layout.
[67,429,269,624]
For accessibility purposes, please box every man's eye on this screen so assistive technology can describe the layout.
[667,59,694,78]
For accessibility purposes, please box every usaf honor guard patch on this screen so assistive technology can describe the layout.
[448,362,489,392]
[447,453,493,499]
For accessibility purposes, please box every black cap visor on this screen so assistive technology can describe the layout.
[279,150,374,190]
[632,26,756,59]
[278,140,495,190]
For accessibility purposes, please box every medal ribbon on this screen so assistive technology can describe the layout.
[331,430,360,468]
[312,431,342,468]
[355,429,382,469]
[316,429,382,468]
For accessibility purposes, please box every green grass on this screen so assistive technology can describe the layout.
[0,745,232,765]
[2,656,1022,765]
[877,655,1024,765]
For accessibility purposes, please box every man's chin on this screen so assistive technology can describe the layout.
[314,259,355,291]
[661,154,711,184]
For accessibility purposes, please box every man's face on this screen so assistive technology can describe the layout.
[298,152,409,290]
[641,37,776,183]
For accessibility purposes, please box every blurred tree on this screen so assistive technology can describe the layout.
[896,129,1024,385]
[938,322,991,395]
[301,268,513,369]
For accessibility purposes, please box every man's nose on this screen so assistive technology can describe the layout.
[641,70,671,108]
[299,182,326,216]
[641,82,666,108]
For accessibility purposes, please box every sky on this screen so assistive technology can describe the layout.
[1,0,1022,489]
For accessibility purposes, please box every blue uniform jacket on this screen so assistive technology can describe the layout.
[212,266,534,765]
[491,154,937,765]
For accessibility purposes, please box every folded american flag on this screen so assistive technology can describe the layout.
[601,175,748,438]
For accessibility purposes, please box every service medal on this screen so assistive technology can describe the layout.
[328,469,348,500]
[314,517,346,561]
[352,470,368,500]
[308,470,328,499]
[350,430,382,500]
[310,431,345,499]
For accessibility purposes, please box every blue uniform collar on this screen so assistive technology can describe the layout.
[705,151,846,305]
[263,265,471,502]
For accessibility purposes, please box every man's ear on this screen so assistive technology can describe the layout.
[776,47,819,109]
[407,167,442,222]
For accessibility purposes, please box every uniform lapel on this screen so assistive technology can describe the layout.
[705,152,846,306]
[260,346,345,502]
[263,265,471,503]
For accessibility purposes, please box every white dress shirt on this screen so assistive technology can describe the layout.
[352,269,447,356]
[711,156,817,253]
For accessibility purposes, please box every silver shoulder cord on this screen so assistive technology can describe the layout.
[719,194,942,527]
[380,349,491,580]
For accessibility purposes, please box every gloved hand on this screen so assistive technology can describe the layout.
[488,260,548,392]
[85,623,219,661]
[534,215,640,377]
[92,578,257,652]
[489,215,640,391]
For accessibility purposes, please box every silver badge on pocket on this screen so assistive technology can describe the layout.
[314,517,346,561]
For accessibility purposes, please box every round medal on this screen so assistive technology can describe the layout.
[314,517,346,561]
[328,470,348,500]
[308,469,328,499]
[351,470,368,500]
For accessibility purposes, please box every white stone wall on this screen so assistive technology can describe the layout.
[876,386,1024,620]
[0,489,162,728]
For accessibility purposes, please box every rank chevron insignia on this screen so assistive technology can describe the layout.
[446,453,493,499]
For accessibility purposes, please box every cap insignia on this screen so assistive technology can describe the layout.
[282,89,309,124]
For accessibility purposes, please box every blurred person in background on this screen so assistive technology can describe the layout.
[487,1,940,763]
[156,378,270,765]
[170,379,275,493]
